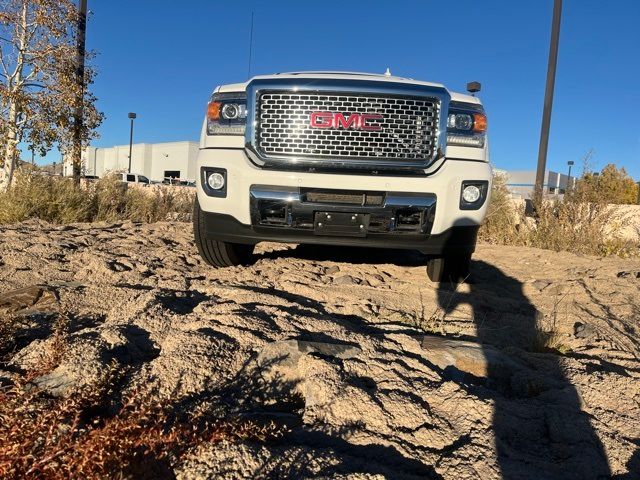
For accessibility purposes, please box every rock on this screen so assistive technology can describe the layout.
[420,335,522,382]
[0,285,59,314]
[325,265,340,275]
[615,270,640,279]
[333,275,359,286]
[366,274,386,287]
[531,280,552,291]
[257,339,362,385]
[32,367,77,395]
[574,321,596,339]
[52,241,79,251]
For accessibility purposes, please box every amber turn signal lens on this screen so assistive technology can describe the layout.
[473,113,487,133]
[207,101,221,120]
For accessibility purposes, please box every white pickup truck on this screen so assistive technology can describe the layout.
[193,71,492,282]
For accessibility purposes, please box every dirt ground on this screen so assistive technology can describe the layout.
[1,220,639,479]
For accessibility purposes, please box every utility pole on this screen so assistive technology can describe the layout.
[534,0,563,202]
[73,0,88,184]
[247,12,254,79]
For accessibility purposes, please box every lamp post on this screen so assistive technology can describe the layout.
[566,160,574,191]
[128,112,137,173]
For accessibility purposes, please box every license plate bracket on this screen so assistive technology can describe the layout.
[314,212,370,237]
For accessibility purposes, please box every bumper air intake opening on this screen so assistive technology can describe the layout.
[257,201,290,226]
[395,209,424,231]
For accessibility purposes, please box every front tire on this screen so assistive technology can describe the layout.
[426,254,471,283]
[193,199,255,267]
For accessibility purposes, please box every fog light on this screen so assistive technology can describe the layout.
[462,185,481,204]
[207,172,225,190]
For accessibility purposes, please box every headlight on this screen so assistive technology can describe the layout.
[447,113,473,131]
[447,102,487,148]
[207,92,247,135]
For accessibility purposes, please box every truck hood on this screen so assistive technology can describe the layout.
[217,71,481,105]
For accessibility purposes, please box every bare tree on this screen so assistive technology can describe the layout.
[0,0,103,190]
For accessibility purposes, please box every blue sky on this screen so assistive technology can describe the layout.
[46,0,639,178]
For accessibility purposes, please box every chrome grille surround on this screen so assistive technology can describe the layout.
[257,93,439,161]
[245,78,451,170]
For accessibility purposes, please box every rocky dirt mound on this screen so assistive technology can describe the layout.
[1,220,639,479]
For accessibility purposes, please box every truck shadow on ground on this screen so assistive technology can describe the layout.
[258,244,428,266]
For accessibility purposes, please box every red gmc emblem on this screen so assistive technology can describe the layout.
[310,112,383,131]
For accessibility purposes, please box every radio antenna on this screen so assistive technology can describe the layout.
[247,11,255,79]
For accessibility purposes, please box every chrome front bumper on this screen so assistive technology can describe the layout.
[249,185,437,236]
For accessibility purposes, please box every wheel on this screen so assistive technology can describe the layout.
[193,198,255,267]
[426,254,471,283]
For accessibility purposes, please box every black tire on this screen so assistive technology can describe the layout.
[193,199,255,267]
[426,254,471,283]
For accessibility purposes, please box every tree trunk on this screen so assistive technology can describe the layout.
[1,100,19,191]
[0,2,28,192]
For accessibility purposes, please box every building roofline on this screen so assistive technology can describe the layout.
[88,140,198,150]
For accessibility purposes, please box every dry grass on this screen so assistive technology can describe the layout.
[479,174,640,258]
[0,169,194,225]
[0,310,283,479]
[531,289,573,355]
[477,174,522,245]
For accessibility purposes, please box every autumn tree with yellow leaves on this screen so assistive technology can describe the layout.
[0,0,103,190]
[576,164,639,205]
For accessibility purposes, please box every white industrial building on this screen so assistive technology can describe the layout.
[63,141,199,183]
[498,169,576,199]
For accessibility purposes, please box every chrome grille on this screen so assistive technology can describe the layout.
[256,92,440,161]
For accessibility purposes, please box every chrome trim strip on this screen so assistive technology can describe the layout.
[385,195,437,209]
[245,78,451,170]
[249,186,301,203]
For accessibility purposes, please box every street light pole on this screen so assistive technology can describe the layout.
[566,160,574,192]
[567,160,574,179]
[128,112,137,173]
[534,0,563,202]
